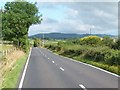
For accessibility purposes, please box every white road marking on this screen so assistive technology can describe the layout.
[79,84,87,90]
[48,58,50,59]
[60,67,64,71]
[18,48,32,88]
[52,61,55,63]
[56,64,57,65]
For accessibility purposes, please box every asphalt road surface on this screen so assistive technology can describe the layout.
[20,47,119,89]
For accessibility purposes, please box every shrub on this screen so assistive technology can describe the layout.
[101,36,114,47]
[104,50,119,65]
[80,36,101,46]
[46,40,120,66]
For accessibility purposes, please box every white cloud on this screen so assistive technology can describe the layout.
[67,8,79,17]
[29,2,118,36]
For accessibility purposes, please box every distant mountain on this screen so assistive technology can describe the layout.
[29,32,116,39]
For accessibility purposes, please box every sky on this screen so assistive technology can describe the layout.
[0,0,119,36]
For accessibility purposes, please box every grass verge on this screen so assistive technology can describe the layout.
[73,56,119,75]
[1,54,28,88]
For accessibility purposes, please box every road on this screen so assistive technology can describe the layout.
[20,47,119,89]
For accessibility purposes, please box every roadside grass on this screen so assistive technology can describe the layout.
[72,56,119,75]
[1,54,28,88]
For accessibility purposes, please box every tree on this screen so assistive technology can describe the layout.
[34,38,40,47]
[2,1,42,52]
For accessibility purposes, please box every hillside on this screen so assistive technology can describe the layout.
[29,33,116,39]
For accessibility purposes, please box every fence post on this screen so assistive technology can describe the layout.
[2,51,4,56]
[6,50,7,55]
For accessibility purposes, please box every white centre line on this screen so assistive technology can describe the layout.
[52,61,55,63]
[79,84,87,90]
[60,67,64,71]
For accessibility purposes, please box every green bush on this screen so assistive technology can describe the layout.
[80,36,101,46]
[102,36,114,47]
[46,40,120,66]
[33,38,40,47]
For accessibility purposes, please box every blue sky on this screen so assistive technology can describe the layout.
[0,0,119,36]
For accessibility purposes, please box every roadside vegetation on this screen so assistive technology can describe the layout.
[1,54,28,89]
[45,36,120,75]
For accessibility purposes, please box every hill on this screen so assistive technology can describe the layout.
[29,32,116,39]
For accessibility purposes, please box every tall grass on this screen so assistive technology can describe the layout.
[1,54,28,88]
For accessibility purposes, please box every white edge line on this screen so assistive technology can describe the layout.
[60,67,64,71]
[47,49,119,77]
[79,84,87,90]
[18,48,32,88]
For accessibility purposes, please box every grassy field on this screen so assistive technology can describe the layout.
[1,54,28,89]
[0,44,13,51]
[45,40,58,46]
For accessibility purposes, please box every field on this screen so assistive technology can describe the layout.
[0,44,13,51]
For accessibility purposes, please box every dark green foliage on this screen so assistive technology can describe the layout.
[102,36,114,47]
[45,39,120,66]
[111,40,120,50]
[2,1,42,52]
[84,50,104,62]
[33,38,40,47]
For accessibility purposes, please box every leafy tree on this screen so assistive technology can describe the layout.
[2,1,42,52]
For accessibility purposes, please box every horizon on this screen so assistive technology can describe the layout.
[29,32,117,37]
